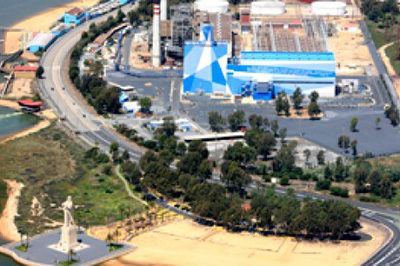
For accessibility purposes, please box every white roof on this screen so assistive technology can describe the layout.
[122,101,139,110]
[28,32,56,47]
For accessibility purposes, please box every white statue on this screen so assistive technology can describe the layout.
[58,196,79,252]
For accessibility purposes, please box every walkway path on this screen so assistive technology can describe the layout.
[115,164,148,207]
[378,41,396,77]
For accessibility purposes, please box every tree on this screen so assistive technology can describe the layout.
[324,165,332,180]
[317,150,325,165]
[350,117,358,132]
[122,149,130,161]
[338,135,350,153]
[368,169,382,196]
[279,128,287,143]
[307,101,321,119]
[351,140,358,157]
[208,112,225,132]
[35,66,44,78]
[221,161,251,192]
[282,97,290,116]
[273,143,296,172]
[257,133,276,160]
[198,160,213,181]
[275,93,283,114]
[121,161,141,185]
[309,91,319,102]
[223,142,257,165]
[248,114,263,130]
[380,173,394,199]
[353,165,369,193]
[94,87,121,114]
[270,120,279,136]
[291,87,304,110]
[139,97,152,113]
[303,149,311,162]
[176,142,187,156]
[188,140,209,159]
[110,142,119,154]
[128,10,140,26]
[160,116,176,137]
[228,110,245,131]
[375,117,381,130]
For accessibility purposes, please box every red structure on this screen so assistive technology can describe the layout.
[17,99,43,112]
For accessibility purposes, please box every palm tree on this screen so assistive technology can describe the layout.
[106,232,113,246]
[67,248,76,263]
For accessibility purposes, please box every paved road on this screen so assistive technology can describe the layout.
[38,9,400,265]
[39,5,144,161]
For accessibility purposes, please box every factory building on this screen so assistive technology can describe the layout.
[183,25,336,100]
[27,32,57,52]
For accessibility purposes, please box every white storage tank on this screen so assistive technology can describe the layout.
[251,0,286,16]
[195,0,229,13]
[311,1,347,16]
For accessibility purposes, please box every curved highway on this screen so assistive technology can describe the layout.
[39,8,400,266]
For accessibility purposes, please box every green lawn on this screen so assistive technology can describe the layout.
[0,124,144,235]
[14,243,29,252]
[386,43,400,75]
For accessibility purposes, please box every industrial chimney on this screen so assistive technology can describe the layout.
[152,4,161,67]
[161,0,167,21]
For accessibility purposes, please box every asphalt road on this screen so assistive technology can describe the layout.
[38,9,400,265]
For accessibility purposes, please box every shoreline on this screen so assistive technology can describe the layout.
[0,99,56,144]
[0,180,24,242]
[4,0,99,53]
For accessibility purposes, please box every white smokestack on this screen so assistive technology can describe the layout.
[152,4,161,67]
[161,0,167,21]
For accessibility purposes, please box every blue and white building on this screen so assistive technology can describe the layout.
[183,25,228,95]
[183,25,336,100]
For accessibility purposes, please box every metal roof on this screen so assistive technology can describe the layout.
[240,51,335,61]
[28,32,56,47]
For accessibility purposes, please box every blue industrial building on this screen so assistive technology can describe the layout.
[183,26,336,100]
[64,7,87,25]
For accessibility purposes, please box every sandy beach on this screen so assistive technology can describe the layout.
[103,219,387,266]
[4,0,99,53]
[0,180,24,242]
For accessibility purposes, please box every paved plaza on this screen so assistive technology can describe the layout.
[2,230,135,265]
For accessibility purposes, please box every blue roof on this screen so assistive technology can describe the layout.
[240,51,335,61]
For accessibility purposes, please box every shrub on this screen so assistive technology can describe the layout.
[280,176,290,186]
[359,196,379,203]
[315,179,331,191]
[330,186,349,198]
[102,164,112,175]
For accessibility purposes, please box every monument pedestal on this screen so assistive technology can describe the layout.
[58,224,79,252]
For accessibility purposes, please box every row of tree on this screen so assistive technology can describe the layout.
[69,11,126,114]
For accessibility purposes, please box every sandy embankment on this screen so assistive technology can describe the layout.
[0,180,24,242]
[103,219,387,266]
[4,0,99,53]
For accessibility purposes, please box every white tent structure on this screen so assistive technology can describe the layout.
[194,0,229,13]
[251,0,286,16]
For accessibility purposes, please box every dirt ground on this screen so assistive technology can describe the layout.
[0,180,24,241]
[4,0,99,53]
[7,79,34,98]
[328,17,375,75]
[103,218,387,266]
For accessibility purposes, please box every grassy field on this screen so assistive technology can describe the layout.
[367,21,392,49]
[385,44,400,75]
[0,124,144,234]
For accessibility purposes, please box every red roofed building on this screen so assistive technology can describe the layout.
[17,99,43,112]
[13,65,38,78]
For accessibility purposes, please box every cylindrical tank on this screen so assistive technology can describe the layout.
[195,0,229,13]
[311,1,347,16]
[251,0,286,16]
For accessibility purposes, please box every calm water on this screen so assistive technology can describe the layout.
[0,0,77,27]
[0,106,40,139]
